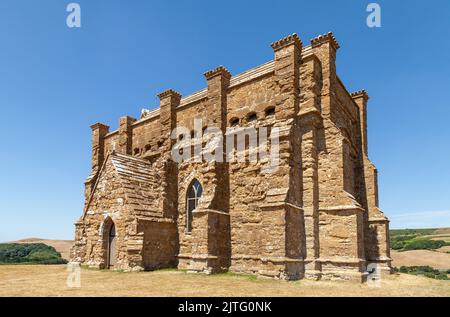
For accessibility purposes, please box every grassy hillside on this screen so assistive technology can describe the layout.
[389,228,450,280]
[390,228,450,251]
[395,266,449,280]
[11,238,74,260]
[0,243,67,265]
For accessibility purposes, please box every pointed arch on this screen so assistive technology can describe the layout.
[186,179,203,233]
[100,216,117,269]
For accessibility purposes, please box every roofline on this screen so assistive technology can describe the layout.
[105,44,316,133]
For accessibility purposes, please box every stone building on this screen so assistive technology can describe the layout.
[70,32,392,281]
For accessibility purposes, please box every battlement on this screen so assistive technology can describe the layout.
[271,33,302,51]
[311,32,340,50]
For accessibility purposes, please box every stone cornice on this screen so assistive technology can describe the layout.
[229,61,274,88]
[271,33,302,51]
[316,257,366,264]
[230,255,303,263]
[104,130,119,138]
[310,32,340,51]
[301,51,321,63]
[319,205,365,212]
[367,217,389,223]
[180,89,207,105]
[90,122,110,131]
[193,209,230,216]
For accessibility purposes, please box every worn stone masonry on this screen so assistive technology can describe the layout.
[71,32,392,282]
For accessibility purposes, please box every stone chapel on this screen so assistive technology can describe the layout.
[70,32,392,281]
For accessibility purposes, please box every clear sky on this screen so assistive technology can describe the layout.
[0,0,449,241]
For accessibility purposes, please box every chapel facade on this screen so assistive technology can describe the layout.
[70,32,392,281]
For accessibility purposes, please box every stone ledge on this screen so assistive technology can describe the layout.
[231,255,303,264]
[90,122,110,131]
[319,205,365,213]
[260,202,304,212]
[192,209,230,216]
[368,217,390,223]
[318,257,366,264]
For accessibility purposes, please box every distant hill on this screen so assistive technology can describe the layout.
[389,228,450,271]
[390,227,450,251]
[6,238,74,260]
[0,243,67,264]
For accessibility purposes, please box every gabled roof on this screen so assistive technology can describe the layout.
[110,152,161,217]
[83,152,162,219]
[111,152,157,187]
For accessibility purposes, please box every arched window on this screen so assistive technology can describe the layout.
[264,106,275,118]
[247,112,257,123]
[186,179,203,233]
[229,117,240,127]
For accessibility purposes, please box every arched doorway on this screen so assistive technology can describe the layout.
[107,223,117,268]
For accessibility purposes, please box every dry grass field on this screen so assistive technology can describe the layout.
[391,249,450,270]
[0,265,448,297]
[389,227,450,270]
[421,228,450,243]
[2,235,448,297]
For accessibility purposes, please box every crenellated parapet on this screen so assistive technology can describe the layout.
[351,90,369,101]
[271,33,302,52]
[157,89,182,101]
[204,66,231,81]
[310,32,340,51]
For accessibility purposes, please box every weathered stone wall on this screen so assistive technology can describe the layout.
[227,74,275,120]
[307,34,369,281]
[130,117,161,160]
[140,219,178,270]
[104,132,119,155]
[73,158,130,269]
[177,165,209,269]
[72,31,392,281]
[227,73,284,274]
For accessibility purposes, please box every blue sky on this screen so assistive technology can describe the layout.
[0,0,449,241]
